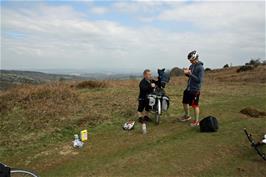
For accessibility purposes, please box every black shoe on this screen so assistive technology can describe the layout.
[138,117,144,123]
[143,116,152,122]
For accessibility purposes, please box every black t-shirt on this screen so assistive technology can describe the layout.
[138,78,155,99]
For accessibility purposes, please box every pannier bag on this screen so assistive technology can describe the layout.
[162,96,170,112]
[200,116,219,132]
[147,94,156,107]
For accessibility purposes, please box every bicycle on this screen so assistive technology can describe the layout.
[0,163,39,177]
[244,128,266,161]
[147,87,169,125]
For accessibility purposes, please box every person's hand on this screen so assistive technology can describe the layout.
[183,68,191,75]
[151,83,156,88]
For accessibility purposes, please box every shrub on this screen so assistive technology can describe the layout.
[205,68,212,72]
[245,59,261,67]
[170,67,183,77]
[76,80,107,89]
[237,65,254,73]
[223,64,229,68]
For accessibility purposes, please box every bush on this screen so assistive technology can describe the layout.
[205,68,212,72]
[223,64,229,68]
[170,67,183,77]
[237,65,254,73]
[245,59,261,67]
[76,80,107,89]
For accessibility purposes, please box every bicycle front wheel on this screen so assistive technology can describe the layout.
[11,169,39,177]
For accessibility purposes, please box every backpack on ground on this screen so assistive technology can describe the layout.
[200,116,219,132]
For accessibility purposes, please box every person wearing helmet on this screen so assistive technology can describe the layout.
[179,50,204,127]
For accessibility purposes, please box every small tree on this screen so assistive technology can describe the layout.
[205,68,212,72]
[246,58,261,67]
[223,64,229,68]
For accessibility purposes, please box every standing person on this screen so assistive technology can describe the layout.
[179,51,204,127]
[137,69,156,123]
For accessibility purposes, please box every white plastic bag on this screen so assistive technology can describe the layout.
[123,121,135,130]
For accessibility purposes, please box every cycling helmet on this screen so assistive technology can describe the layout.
[187,50,199,61]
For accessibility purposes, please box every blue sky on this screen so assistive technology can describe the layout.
[1,0,265,73]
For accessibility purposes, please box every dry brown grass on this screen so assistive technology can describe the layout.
[204,65,266,83]
[1,66,266,177]
[0,82,80,119]
[240,107,266,118]
[76,80,107,89]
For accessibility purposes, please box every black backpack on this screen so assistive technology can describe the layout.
[200,116,219,132]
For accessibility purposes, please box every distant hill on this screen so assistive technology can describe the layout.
[0,70,87,90]
[0,70,142,90]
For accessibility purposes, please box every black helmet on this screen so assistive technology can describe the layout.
[187,50,199,60]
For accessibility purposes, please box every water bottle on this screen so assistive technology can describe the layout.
[142,123,147,134]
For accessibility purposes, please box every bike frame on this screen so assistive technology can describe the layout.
[244,129,266,161]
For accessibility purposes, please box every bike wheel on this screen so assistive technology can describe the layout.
[155,113,160,125]
[155,100,161,125]
[11,169,39,177]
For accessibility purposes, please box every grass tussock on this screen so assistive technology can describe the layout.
[240,107,266,118]
[0,83,80,119]
[76,80,107,89]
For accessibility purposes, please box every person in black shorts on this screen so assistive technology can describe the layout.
[137,69,156,123]
[179,50,204,127]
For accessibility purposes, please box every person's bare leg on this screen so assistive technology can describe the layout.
[193,106,200,122]
[183,103,190,117]
[137,111,144,123]
[144,111,149,117]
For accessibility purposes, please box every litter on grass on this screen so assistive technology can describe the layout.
[73,134,84,148]
[122,121,135,131]
[80,129,88,141]
[73,129,88,148]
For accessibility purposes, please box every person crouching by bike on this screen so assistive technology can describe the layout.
[179,51,204,127]
[137,69,156,123]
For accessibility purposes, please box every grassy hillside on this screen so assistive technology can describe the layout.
[0,70,88,90]
[0,66,266,177]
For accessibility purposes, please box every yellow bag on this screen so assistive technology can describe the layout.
[80,130,88,142]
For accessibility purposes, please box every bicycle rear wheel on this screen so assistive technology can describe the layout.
[155,99,161,125]
[11,169,39,177]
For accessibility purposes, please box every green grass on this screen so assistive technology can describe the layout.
[1,79,266,177]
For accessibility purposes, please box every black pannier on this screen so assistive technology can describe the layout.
[200,116,219,132]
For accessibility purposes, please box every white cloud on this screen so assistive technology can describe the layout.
[90,7,108,15]
[1,1,265,72]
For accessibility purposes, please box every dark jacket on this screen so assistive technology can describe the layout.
[186,61,204,91]
[138,78,156,100]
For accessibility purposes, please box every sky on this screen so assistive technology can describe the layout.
[1,0,265,73]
